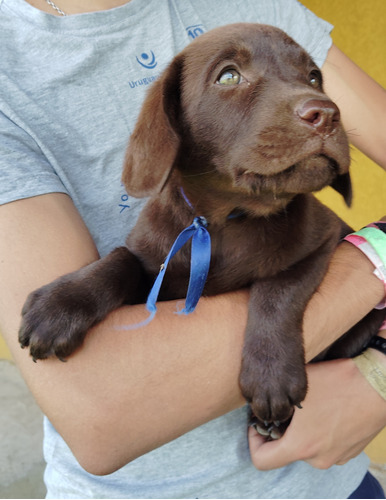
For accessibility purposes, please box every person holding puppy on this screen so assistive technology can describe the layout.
[0,0,385,498]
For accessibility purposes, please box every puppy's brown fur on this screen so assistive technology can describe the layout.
[19,24,385,437]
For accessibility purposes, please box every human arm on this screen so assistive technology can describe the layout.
[249,322,386,470]
[248,352,386,470]
[322,44,386,169]
[0,193,384,475]
[0,193,247,474]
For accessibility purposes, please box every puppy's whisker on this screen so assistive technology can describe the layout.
[345,128,360,137]
[182,169,217,178]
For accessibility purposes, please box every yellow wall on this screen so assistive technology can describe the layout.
[0,334,12,360]
[0,0,385,462]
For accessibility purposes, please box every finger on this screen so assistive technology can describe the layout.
[248,425,267,451]
[248,426,297,471]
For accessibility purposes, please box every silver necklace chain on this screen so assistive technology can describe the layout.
[45,0,67,16]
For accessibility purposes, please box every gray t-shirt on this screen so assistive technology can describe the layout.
[0,0,369,497]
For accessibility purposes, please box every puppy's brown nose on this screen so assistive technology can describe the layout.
[296,99,340,134]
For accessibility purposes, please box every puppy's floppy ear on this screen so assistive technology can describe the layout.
[331,173,352,207]
[122,55,184,198]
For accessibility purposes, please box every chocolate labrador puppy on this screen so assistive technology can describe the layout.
[19,24,385,438]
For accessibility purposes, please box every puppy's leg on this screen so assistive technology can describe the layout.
[19,247,145,361]
[239,246,335,439]
[317,307,386,361]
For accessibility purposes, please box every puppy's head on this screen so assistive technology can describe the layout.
[123,23,351,207]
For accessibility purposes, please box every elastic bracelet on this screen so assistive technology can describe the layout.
[353,349,386,401]
[344,222,386,309]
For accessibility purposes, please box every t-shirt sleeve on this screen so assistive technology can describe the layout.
[0,111,69,206]
[268,0,334,68]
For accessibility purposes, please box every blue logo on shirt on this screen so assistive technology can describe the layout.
[186,24,205,39]
[128,74,160,89]
[136,51,157,69]
[119,193,130,214]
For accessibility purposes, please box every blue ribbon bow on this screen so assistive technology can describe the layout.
[121,216,211,329]
[147,215,211,314]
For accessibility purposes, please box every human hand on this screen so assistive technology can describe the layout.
[248,358,386,470]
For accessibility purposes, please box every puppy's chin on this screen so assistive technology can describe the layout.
[232,154,340,200]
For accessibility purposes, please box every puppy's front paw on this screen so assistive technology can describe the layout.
[239,354,307,439]
[19,278,98,361]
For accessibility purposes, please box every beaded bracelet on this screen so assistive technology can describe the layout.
[344,221,386,309]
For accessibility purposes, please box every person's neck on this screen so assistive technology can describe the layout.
[26,0,130,16]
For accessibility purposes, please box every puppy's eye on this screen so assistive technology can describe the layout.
[217,69,242,85]
[309,70,322,88]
